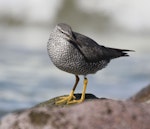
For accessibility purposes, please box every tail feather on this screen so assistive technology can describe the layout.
[106,47,134,59]
[121,49,134,56]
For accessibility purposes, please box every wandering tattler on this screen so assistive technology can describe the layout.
[47,23,133,105]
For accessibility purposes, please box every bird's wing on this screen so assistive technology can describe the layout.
[70,32,132,62]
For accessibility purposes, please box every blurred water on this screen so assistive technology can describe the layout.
[0,0,150,119]
[0,25,150,119]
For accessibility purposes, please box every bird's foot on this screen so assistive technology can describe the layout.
[67,98,84,105]
[55,94,76,105]
[55,78,87,105]
[55,90,76,105]
[55,95,84,105]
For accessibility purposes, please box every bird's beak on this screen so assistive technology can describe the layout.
[71,36,76,42]
[70,33,76,42]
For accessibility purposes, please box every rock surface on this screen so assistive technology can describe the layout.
[0,98,150,129]
[129,84,150,103]
[36,93,99,107]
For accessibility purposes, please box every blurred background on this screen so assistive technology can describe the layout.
[0,0,150,118]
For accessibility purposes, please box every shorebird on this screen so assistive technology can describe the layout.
[47,23,133,105]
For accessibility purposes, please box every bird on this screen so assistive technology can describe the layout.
[47,23,133,105]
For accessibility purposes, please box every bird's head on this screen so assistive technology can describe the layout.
[55,23,76,42]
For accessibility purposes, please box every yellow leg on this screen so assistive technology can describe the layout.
[55,75,79,105]
[80,77,88,101]
[67,77,88,104]
[55,76,88,105]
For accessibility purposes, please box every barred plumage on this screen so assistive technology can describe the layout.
[47,23,133,105]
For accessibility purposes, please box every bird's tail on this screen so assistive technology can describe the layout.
[106,47,134,59]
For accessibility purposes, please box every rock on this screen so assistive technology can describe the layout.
[129,84,150,103]
[0,98,150,129]
[36,93,99,107]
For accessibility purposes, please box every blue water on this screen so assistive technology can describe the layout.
[0,26,150,119]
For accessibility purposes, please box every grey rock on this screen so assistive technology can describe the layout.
[0,99,150,129]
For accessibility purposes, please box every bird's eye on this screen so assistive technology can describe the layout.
[57,26,71,38]
[61,30,66,34]
[61,30,70,37]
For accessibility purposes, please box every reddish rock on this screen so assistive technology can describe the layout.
[0,99,150,129]
[129,84,150,103]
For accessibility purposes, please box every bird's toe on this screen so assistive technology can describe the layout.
[55,95,76,105]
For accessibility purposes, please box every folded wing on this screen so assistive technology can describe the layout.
[71,32,133,62]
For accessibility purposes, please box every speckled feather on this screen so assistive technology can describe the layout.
[47,23,132,76]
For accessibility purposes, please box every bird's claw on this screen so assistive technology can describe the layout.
[55,95,76,105]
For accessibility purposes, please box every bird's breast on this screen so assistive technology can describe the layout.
[47,37,82,68]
